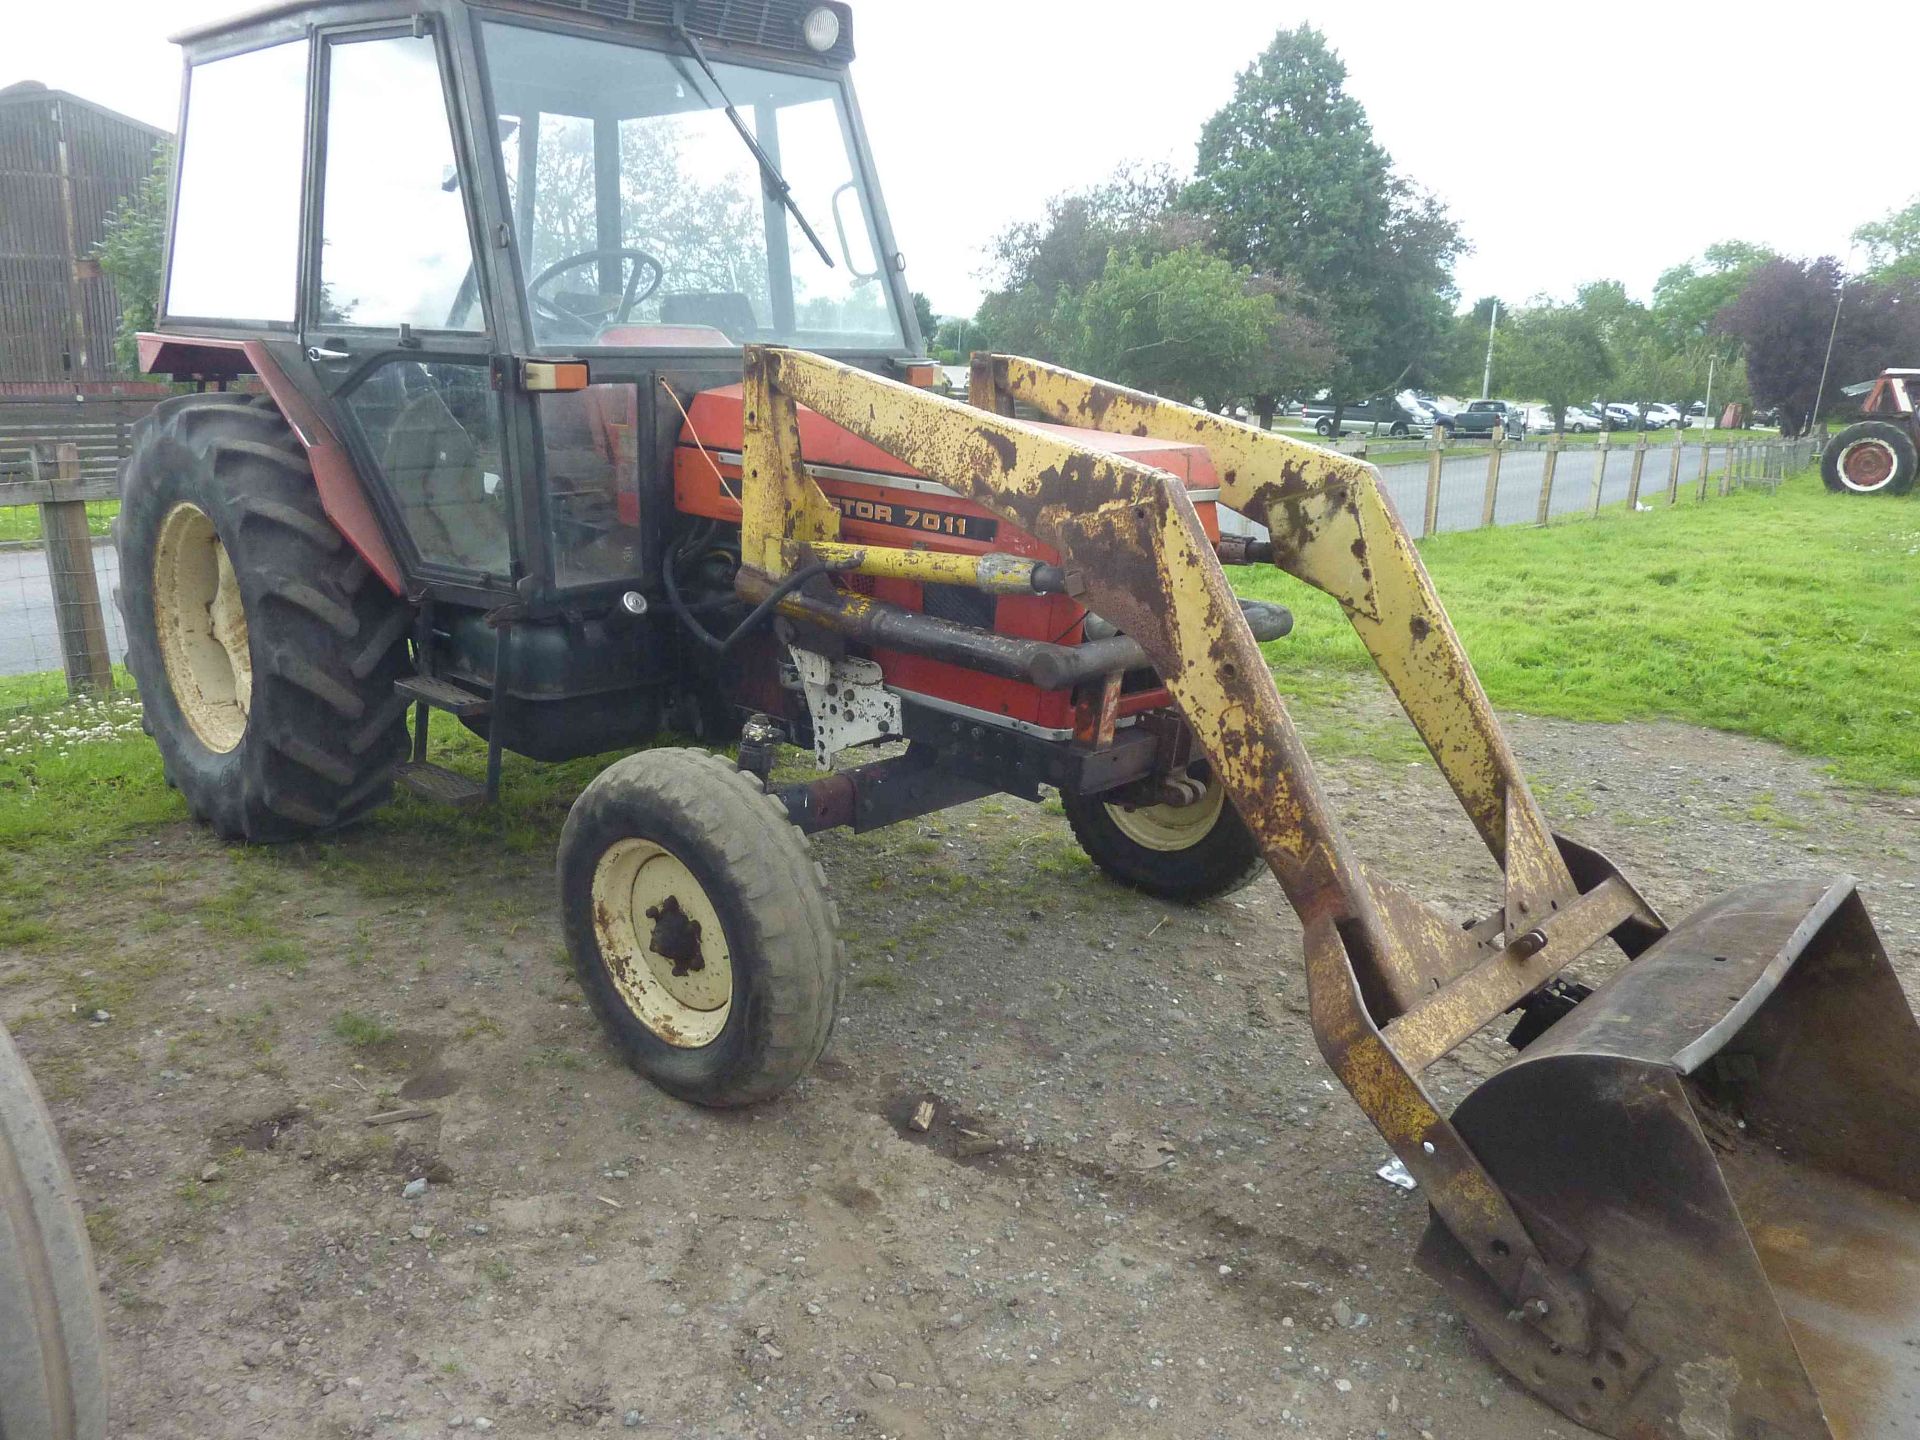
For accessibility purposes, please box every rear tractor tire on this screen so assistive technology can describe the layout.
[559,749,844,1107]
[1063,769,1263,903]
[117,393,413,842]
[1821,420,1917,496]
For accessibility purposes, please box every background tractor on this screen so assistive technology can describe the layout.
[1821,367,1920,494]
[115,3,1918,1437]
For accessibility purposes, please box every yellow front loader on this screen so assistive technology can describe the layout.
[732,344,1920,1440]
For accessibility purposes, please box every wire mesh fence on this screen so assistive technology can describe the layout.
[0,539,124,680]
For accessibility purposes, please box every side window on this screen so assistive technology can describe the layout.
[167,41,308,322]
[537,385,643,588]
[318,34,481,330]
[343,361,510,576]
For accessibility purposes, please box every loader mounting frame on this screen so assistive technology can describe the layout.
[733,344,1667,1358]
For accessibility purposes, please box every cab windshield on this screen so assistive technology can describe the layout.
[481,21,905,351]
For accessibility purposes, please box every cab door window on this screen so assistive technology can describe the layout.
[342,361,510,577]
[317,33,482,331]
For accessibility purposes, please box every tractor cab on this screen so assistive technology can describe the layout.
[153,0,913,617]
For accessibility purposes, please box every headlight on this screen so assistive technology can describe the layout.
[802,5,841,51]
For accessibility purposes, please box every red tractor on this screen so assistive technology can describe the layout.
[112,4,1919,1436]
[123,0,1288,1108]
[1821,368,1919,494]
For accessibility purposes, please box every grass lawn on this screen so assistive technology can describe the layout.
[1239,469,1919,791]
[0,465,1910,870]
[0,500,118,545]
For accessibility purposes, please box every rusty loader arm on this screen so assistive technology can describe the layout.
[736,347,1920,1440]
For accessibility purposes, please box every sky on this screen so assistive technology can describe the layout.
[12,0,1918,321]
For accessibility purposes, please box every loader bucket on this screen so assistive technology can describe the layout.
[1418,877,1920,1440]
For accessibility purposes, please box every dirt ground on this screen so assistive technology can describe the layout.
[7,682,1917,1440]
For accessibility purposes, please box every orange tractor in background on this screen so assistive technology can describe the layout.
[1822,367,1920,494]
[103,3,1919,1437]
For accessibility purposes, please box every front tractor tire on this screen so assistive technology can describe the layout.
[1821,420,1917,496]
[117,393,413,842]
[1063,771,1263,903]
[559,749,844,1107]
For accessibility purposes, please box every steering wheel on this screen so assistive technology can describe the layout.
[528,248,665,338]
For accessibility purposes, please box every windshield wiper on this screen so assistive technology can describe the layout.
[669,10,835,270]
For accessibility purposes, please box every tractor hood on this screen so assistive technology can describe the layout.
[675,385,1223,497]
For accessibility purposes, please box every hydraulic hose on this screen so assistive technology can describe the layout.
[664,557,833,656]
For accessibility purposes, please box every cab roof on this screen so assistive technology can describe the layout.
[172,0,854,64]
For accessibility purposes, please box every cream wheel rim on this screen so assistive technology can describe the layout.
[592,838,733,1048]
[1105,776,1227,851]
[153,502,251,753]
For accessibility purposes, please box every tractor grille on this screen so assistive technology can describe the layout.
[921,583,995,631]
[525,0,855,63]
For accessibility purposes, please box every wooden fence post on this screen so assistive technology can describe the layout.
[1627,431,1648,509]
[1481,428,1504,527]
[1589,431,1610,516]
[35,442,113,696]
[1423,426,1442,537]
[1536,433,1560,525]
[1666,430,1683,504]
[1719,440,1733,497]
[1697,435,1711,501]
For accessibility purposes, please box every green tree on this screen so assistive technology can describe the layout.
[1853,198,1920,283]
[1652,241,1775,343]
[1183,26,1461,423]
[1432,296,1502,397]
[911,290,938,347]
[972,164,1188,359]
[1053,247,1284,411]
[1496,305,1613,430]
[94,143,172,373]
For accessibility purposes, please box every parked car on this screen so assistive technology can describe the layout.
[1442,399,1525,440]
[1642,403,1683,430]
[1598,402,1641,431]
[1561,405,1602,433]
[1300,393,1431,438]
[1684,400,1709,427]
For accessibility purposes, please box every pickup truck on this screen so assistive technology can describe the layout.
[1441,399,1525,440]
[1300,393,1431,438]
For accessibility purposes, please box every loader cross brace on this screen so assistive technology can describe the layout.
[734,345,1668,1353]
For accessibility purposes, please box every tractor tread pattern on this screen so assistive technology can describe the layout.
[561,748,844,1108]
[116,392,412,843]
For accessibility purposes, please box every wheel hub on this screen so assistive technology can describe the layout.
[1105,775,1227,852]
[152,502,252,753]
[1838,439,1896,492]
[592,838,732,1047]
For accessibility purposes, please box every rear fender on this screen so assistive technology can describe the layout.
[136,334,404,594]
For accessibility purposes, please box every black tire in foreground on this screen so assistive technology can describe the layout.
[1062,771,1264,903]
[117,393,413,842]
[0,1023,106,1440]
[1820,420,1917,496]
[559,749,844,1107]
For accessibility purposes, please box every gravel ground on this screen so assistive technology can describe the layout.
[5,680,1915,1440]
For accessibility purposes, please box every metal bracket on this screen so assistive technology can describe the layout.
[789,646,902,768]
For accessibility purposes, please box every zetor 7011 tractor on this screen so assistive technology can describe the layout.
[122,4,1917,1438]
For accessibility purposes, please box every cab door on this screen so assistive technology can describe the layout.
[300,20,521,600]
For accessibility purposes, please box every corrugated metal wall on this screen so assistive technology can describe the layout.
[0,89,168,386]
